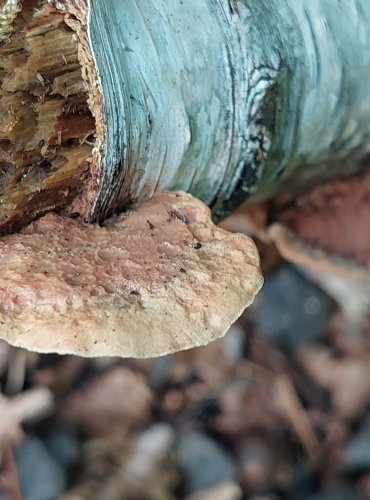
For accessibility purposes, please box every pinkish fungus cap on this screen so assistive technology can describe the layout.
[0,192,263,357]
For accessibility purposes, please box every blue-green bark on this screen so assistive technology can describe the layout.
[88,0,370,219]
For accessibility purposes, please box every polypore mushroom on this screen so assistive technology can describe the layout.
[0,192,262,357]
[266,171,370,321]
[268,171,370,281]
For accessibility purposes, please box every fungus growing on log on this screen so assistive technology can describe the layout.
[0,0,264,356]
[2,0,370,229]
[0,0,370,356]
[0,192,262,357]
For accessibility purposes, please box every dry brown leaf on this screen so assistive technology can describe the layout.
[297,346,370,420]
[0,387,53,448]
[59,367,153,437]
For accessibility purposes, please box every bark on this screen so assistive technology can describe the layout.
[87,0,370,218]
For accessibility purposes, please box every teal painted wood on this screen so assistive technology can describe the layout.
[88,0,370,219]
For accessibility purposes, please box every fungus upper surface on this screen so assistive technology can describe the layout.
[0,192,263,357]
[269,171,370,280]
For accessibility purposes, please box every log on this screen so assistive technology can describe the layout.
[1,0,370,230]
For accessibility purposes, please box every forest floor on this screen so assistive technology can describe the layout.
[1,253,370,500]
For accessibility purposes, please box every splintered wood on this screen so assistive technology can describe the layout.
[0,0,95,234]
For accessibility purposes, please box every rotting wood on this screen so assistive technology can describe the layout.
[0,0,95,234]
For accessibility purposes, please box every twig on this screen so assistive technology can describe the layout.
[0,444,22,500]
[274,372,321,463]
[6,348,27,396]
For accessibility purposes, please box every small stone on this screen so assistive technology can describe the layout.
[15,436,66,500]
[342,417,370,471]
[126,423,175,480]
[185,481,242,500]
[176,431,237,494]
[45,424,80,469]
[148,354,175,388]
[308,483,366,500]
[251,266,335,351]
[220,324,245,363]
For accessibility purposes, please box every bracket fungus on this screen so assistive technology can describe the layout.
[268,170,370,282]
[0,192,262,357]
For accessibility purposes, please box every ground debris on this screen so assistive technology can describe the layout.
[0,261,369,499]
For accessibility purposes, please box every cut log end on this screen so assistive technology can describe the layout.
[0,0,97,234]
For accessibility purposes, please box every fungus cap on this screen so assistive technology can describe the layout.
[268,171,370,282]
[0,192,263,357]
[268,223,370,281]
